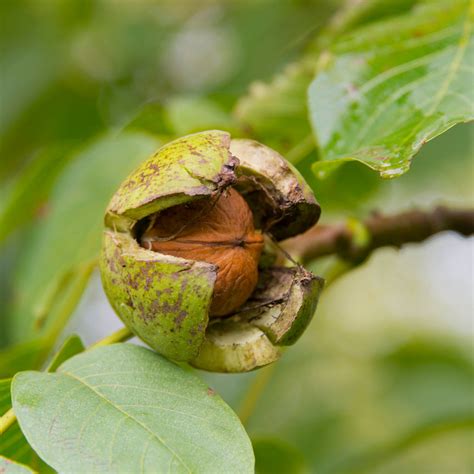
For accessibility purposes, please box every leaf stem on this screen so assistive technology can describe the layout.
[238,363,277,426]
[286,134,317,165]
[0,326,133,436]
[0,408,16,436]
[90,326,133,349]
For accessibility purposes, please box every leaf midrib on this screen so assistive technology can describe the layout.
[60,370,192,473]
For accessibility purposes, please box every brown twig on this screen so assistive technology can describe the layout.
[284,206,474,265]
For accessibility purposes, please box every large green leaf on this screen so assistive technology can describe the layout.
[0,337,84,467]
[6,132,159,348]
[12,344,254,474]
[0,456,35,474]
[309,0,473,178]
[0,379,51,473]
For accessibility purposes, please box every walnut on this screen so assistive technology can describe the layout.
[140,189,264,317]
[100,130,323,372]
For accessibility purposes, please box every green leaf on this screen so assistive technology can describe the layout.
[234,60,317,155]
[12,344,254,474]
[309,0,474,179]
[0,379,26,463]
[0,378,12,410]
[254,438,309,474]
[234,0,421,157]
[0,379,51,473]
[0,339,50,379]
[7,132,160,347]
[45,334,85,373]
[125,102,172,137]
[164,96,238,137]
[0,145,73,244]
[0,34,59,139]
[0,336,85,470]
[0,456,35,474]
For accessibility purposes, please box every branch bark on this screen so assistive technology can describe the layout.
[283,206,474,264]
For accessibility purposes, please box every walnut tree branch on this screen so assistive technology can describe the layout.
[283,206,474,265]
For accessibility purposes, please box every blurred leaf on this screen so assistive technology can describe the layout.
[0,145,73,244]
[0,379,51,473]
[12,344,254,474]
[205,322,474,473]
[45,334,85,373]
[164,96,238,136]
[332,414,474,473]
[125,102,173,137]
[309,0,473,179]
[0,378,12,412]
[0,340,50,379]
[6,132,159,353]
[312,0,422,45]
[222,0,336,94]
[297,155,381,214]
[254,438,309,474]
[235,60,316,153]
[234,0,421,155]
[376,338,474,421]
[0,39,60,138]
[0,1,90,179]
[1,261,94,378]
[0,335,86,379]
[0,456,35,474]
[0,85,105,180]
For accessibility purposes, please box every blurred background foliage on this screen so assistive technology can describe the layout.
[0,0,473,473]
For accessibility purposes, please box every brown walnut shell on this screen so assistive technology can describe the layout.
[100,130,323,371]
[140,188,264,317]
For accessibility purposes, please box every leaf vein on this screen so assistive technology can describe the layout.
[358,48,452,96]
[399,7,473,148]
[352,73,438,148]
[61,370,192,473]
